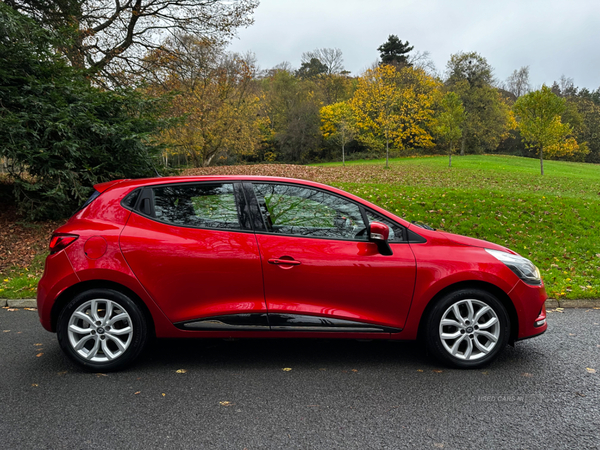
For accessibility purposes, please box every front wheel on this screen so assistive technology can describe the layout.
[57,289,148,371]
[425,289,510,369]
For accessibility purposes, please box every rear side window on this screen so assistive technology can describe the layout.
[151,183,241,230]
[76,190,101,213]
[122,189,141,209]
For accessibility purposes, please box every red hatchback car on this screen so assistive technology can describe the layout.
[37,176,547,371]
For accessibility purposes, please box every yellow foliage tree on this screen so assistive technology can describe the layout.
[145,36,261,167]
[350,64,440,168]
[320,102,357,166]
[514,86,588,174]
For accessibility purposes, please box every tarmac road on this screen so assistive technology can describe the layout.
[0,307,599,449]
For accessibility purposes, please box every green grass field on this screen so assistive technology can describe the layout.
[316,155,600,300]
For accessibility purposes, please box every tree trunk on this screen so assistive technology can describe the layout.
[385,139,389,169]
[460,137,465,156]
[540,146,544,175]
[342,142,345,167]
[449,151,452,168]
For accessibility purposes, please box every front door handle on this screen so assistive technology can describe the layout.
[268,258,301,266]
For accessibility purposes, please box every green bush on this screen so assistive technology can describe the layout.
[0,4,168,220]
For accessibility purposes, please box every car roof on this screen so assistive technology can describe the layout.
[95,175,335,192]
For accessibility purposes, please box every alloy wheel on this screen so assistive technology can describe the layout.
[67,299,134,362]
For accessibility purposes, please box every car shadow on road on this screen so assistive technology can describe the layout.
[136,338,433,371]
[130,336,549,374]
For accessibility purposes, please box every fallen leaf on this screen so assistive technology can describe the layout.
[34,343,43,346]
[351,369,358,373]
[36,353,43,357]
[96,373,108,377]
[522,373,533,377]
[432,369,443,373]
[175,369,187,374]
[569,333,576,336]
[24,308,36,311]
[31,383,38,387]
[162,393,166,397]
[576,392,586,397]
[7,308,17,312]
[219,401,231,406]
[481,371,488,375]
[282,368,292,372]
[134,391,141,395]
[416,369,424,372]
[586,368,596,374]
[3,330,10,333]
[57,371,67,376]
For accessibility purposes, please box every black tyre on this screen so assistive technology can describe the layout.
[425,288,510,369]
[57,289,148,371]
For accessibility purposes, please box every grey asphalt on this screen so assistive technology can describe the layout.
[0,307,599,450]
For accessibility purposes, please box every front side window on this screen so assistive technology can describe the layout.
[252,183,366,240]
[366,210,405,242]
[152,183,240,230]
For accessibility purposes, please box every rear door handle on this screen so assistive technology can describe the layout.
[268,258,301,266]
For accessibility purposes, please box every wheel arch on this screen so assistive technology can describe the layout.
[416,280,519,344]
[50,280,156,336]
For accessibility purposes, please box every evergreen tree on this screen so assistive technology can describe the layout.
[378,35,414,66]
[0,4,168,220]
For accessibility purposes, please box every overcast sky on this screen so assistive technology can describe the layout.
[228,0,600,90]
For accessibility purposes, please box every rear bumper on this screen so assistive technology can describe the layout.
[37,251,79,332]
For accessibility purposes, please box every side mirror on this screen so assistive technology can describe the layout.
[368,221,393,256]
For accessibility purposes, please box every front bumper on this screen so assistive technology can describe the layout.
[508,279,548,340]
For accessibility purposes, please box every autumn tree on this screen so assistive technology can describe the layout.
[433,92,466,167]
[319,73,356,105]
[258,69,323,162]
[320,102,357,166]
[301,48,345,75]
[445,52,512,154]
[378,35,413,67]
[570,91,600,163]
[504,66,531,98]
[296,58,328,79]
[5,0,258,82]
[146,36,260,167]
[513,86,588,175]
[350,65,440,168]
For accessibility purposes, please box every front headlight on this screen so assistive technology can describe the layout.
[485,248,542,286]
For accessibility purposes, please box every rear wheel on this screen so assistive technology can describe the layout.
[425,289,510,369]
[57,289,148,371]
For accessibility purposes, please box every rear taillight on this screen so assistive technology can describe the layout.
[49,234,79,254]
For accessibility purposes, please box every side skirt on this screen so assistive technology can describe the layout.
[175,313,401,333]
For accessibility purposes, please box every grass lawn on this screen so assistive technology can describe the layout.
[1,254,44,298]
[2,154,599,301]
[315,155,600,300]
